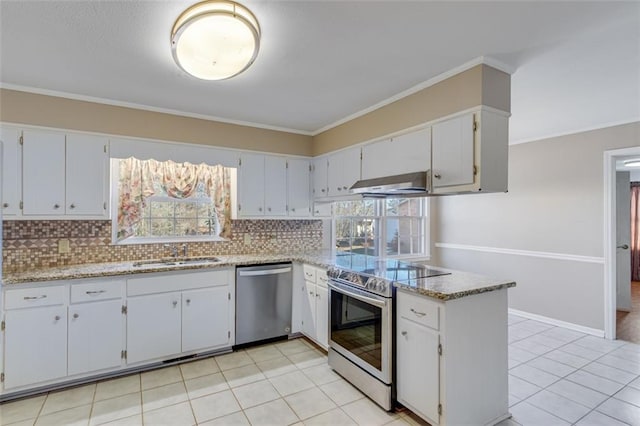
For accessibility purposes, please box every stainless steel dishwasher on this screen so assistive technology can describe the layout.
[235,263,293,346]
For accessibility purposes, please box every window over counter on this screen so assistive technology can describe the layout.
[333,198,429,258]
[111,157,235,244]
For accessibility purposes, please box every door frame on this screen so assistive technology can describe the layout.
[604,146,640,339]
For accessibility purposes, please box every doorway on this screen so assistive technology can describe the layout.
[604,146,640,340]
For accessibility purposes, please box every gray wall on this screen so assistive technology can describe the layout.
[430,121,640,331]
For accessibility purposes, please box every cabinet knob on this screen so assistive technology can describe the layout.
[434,174,442,179]
[258,207,263,212]
[321,189,326,193]
[291,208,295,212]
[316,294,320,298]
[337,187,342,191]
[401,331,407,336]
[73,313,79,319]
[343,186,348,190]
[53,204,60,209]
[268,207,271,212]
[315,210,319,214]
[54,315,61,321]
[172,301,178,307]
[2,203,8,208]
[186,299,191,305]
[69,204,76,209]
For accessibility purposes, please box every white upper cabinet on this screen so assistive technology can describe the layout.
[21,129,108,218]
[431,113,475,188]
[264,155,287,216]
[361,128,431,180]
[0,126,21,216]
[287,158,311,217]
[238,152,266,216]
[312,156,328,199]
[327,147,361,197]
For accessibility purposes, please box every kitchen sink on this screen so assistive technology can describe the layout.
[132,257,221,267]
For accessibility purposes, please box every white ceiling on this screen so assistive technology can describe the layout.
[0,1,638,144]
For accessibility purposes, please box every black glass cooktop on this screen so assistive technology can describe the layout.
[334,253,450,282]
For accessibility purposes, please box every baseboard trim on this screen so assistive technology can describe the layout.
[435,242,604,264]
[509,308,605,338]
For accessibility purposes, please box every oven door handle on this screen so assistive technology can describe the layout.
[328,281,387,308]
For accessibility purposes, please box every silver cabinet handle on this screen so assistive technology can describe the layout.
[54,204,60,209]
[410,308,426,317]
[434,174,442,179]
[172,301,178,307]
[24,295,47,300]
[73,313,79,319]
[86,290,106,295]
[69,203,76,209]
[618,244,629,250]
[3,203,8,208]
[54,315,61,321]
[401,331,407,336]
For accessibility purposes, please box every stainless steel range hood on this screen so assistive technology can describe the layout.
[350,171,431,198]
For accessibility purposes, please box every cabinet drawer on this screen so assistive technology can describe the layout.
[71,280,124,303]
[5,285,66,309]
[397,291,440,331]
[303,265,317,283]
[128,269,229,296]
[316,269,328,288]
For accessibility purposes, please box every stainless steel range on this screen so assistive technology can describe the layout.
[327,254,450,411]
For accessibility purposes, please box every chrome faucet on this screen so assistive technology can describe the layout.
[163,244,179,259]
[182,244,188,258]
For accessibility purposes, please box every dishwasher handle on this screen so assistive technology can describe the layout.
[238,267,292,277]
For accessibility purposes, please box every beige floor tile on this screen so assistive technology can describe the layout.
[301,363,341,386]
[269,371,315,397]
[246,345,285,363]
[90,393,142,426]
[197,411,250,426]
[184,372,228,400]
[284,387,337,420]
[399,412,430,426]
[287,350,327,369]
[179,358,219,381]
[99,414,142,426]
[40,383,96,415]
[95,375,141,402]
[142,401,195,426]
[303,407,357,426]
[276,339,314,356]
[243,399,299,426]
[222,364,266,388]
[256,357,298,379]
[319,379,364,405]
[190,390,241,424]
[384,418,413,426]
[141,382,188,413]
[140,367,182,391]
[214,351,253,371]
[2,419,36,426]
[0,394,46,425]
[35,404,91,426]
[231,380,280,409]
[341,398,398,426]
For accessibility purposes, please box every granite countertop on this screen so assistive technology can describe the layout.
[2,251,336,285]
[393,269,516,301]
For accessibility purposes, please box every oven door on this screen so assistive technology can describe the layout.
[328,279,392,384]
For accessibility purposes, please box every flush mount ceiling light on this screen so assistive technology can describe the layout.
[171,0,261,80]
[624,159,640,168]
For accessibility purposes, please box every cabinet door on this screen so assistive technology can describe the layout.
[397,316,440,423]
[291,267,305,334]
[0,127,21,216]
[312,157,328,198]
[238,153,265,216]
[182,287,230,352]
[362,129,431,180]
[328,148,361,197]
[126,293,182,364]
[264,155,287,216]
[66,134,108,216]
[301,281,316,340]
[432,114,474,188]
[287,158,311,217]
[4,307,67,389]
[314,285,328,349]
[22,130,66,215]
[68,299,123,376]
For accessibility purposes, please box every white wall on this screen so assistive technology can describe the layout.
[631,169,640,182]
[431,121,640,331]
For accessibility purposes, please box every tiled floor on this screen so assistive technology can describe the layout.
[4,315,640,425]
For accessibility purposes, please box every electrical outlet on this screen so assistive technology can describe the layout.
[243,233,252,245]
[58,239,70,254]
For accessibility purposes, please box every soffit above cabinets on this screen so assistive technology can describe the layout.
[0,1,638,143]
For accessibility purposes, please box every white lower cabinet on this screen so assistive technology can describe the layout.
[298,264,328,349]
[182,287,230,352]
[395,289,509,426]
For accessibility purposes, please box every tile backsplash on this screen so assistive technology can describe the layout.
[2,219,323,273]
